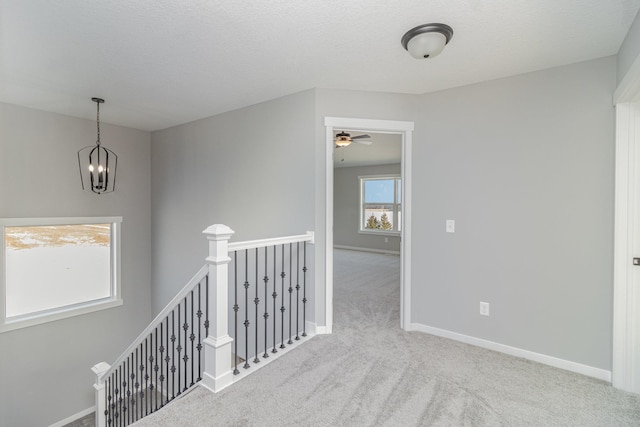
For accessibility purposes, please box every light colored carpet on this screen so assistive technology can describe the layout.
[133,249,640,426]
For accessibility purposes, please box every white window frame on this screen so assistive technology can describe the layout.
[0,216,122,332]
[358,175,401,236]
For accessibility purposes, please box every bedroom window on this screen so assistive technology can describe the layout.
[0,217,122,332]
[359,176,401,235]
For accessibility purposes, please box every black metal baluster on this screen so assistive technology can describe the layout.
[182,297,189,392]
[134,347,139,422]
[160,321,166,408]
[272,245,278,354]
[296,242,301,340]
[164,318,169,406]
[253,249,260,364]
[288,243,293,345]
[176,305,182,396]
[125,356,130,425]
[243,249,250,369]
[154,326,159,412]
[302,242,308,337]
[106,375,111,426]
[196,282,203,381]
[190,290,195,387]
[263,246,269,358]
[144,338,149,417]
[233,252,239,375]
[280,244,286,349]
[116,368,121,427]
[171,311,176,400]
[205,274,210,338]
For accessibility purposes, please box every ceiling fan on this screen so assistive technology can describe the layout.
[334,131,373,147]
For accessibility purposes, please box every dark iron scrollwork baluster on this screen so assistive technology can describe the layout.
[154,326,159,412]
[253,248,260,364]
[233,252,239,375]
[263,246,269,358]
[171,311,176,400]
[177,304,183,396]
[243,249,250,369]
[272,245,278,354]
[303,242,308,337]
[182,297,189,392]
[190,290,195,387]
[233,251,240,375]
[288,243,293,345]
[295,242,301,340]
[196,282,203,381]
[280,244,286,349]
[160,321,166,408]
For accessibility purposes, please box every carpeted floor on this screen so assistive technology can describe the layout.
[133,249,640,426]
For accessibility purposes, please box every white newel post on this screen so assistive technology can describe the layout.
[201,224,235,392]
[92,362,110,427]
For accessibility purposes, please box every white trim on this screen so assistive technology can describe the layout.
[324,117,414,332]
[410,323,612,382]
[228,231,314,252]
[0,216,123,333]
[612,102,640,392]
[334,244,400,256]
[48,406,95,427]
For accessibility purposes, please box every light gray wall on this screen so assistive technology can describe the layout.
[334,164,401,252]
[617,9,640,84]
[315,57,616,371]
[150,90,316,315]
[411,56,616,370]
[0,103,151,426]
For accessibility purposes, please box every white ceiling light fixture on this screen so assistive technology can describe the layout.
[401,23,454,59]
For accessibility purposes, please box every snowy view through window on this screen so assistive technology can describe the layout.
[5,224,111,318]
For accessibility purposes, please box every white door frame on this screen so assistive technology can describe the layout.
[324,117,414,333]
[613,54,640,393]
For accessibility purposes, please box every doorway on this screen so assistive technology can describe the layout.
[324,117,414,333]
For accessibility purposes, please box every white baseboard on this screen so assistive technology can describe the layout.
[334,245,400,256]
[409,323,612,382]
[49,406,94,427]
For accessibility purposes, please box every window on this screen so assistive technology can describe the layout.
[360,176,401,234]
[1,217,122,332]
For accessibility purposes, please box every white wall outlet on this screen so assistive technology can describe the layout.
[479,302,490,316]
[384,237,389,243]
[446,220,455,233]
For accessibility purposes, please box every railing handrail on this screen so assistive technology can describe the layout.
[228,231,314,252]
[98,230,315,382]
[99,264,209,381]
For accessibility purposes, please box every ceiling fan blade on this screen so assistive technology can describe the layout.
[351,134,371,139]
[355,139,373,145]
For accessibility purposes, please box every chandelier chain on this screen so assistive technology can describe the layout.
[96,101,101,146]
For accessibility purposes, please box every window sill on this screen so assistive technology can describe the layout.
[0,298,123,333]
[358,230,401,237]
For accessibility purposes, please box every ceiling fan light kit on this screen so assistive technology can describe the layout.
[401,23,453,59]
[334,131,372,148]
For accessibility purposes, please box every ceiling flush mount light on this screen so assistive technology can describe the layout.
[401,23,453,59]
[78,98,117,194]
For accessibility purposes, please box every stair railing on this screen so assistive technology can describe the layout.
[92,224,314,427]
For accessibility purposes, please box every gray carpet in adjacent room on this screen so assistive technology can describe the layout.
[133,249,640,426]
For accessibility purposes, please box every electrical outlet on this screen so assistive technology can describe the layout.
[479,302,490,316]
[384,237,389,243]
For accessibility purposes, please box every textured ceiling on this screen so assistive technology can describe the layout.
[1,0,639,131]
[334,132,401,168]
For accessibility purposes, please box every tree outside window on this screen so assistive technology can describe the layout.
[360,176,401,234]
